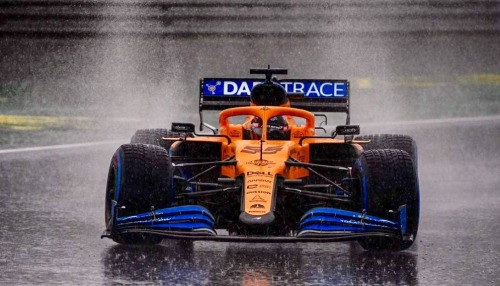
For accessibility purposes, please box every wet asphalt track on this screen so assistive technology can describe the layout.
[1,118,499,285]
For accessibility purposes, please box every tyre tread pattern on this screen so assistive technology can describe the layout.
[131,128,193,150]
[107,143,171,245]
[355,134,418,171]
[355,149,419,251]
[119,144,171,216]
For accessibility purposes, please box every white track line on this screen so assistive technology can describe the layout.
[361,115,500,127]
[0,140,126,154]
[1,115,499,154]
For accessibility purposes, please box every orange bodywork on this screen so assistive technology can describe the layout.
[181,106,359,217]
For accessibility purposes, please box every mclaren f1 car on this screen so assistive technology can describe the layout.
[102,68,420,251]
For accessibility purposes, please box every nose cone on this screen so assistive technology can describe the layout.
[239,211,275,225]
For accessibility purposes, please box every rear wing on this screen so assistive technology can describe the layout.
[199,78,350,130]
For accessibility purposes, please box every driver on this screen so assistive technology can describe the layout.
[244,79,291,140]
[249,116,289,140]
[249,116,263,139]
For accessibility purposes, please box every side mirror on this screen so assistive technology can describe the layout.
[335,125,360,136]
[171,122,195,133]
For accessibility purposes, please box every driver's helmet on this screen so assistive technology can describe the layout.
[250,116,289,139]
[267,116,289,140]
[250,82,288,106]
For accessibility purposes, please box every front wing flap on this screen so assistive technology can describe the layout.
[102,205,408,243]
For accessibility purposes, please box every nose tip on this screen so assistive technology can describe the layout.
[239,211,275,225]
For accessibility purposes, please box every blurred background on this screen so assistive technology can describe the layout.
[1,0,499,147]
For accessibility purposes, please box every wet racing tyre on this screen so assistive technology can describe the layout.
[105,144,172,245]
[131,128,193,151]
[355,134,418,173]
[353,149,420,251]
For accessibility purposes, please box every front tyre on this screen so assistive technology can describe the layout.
[105,144,172,245]
[353,149,420,251]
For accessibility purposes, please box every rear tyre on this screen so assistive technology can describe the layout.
[355,134,418,172]
[131,128,193,151]
[353,149,419,251]
[105,144,172,245]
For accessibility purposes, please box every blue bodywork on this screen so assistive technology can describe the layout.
[112,205,216,236]
[298,207,401,236]
[104,205,407,242]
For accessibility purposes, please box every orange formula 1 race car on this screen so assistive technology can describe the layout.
[102,68,419,251]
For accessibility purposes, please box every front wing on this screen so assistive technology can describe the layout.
[102,205,409,243]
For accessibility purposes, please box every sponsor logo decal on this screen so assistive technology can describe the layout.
[247,179,272,184]
[203,79,347,97]
[250,195,266,203]
[247,171,273,177]
[247,190,272,195]
[229,130,241,137]
[250,204,265,209]
[249,210,266,214]
[246,159,274,166]
[205,81,221,94]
